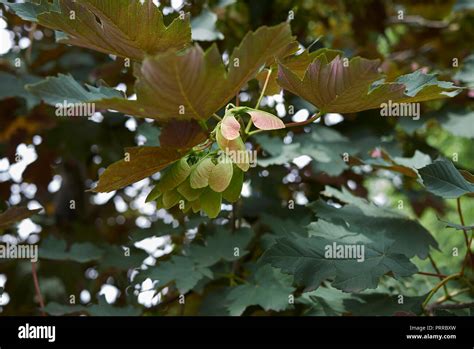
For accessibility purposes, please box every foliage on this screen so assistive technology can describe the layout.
[0,0,473,317]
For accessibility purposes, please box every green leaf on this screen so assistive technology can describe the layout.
[187,227,253,267]
[0,0,59,22]
[419,159,474,198]
[138,255,212,294]
[222,166,243,202]
[344,293,426,316]
[200,188,222,218]
[314,186,437,259]
[191,6,224,41]
[25,74,123,105]
[438,108,474,139]
[0,206,41,230]
[39,236,103,263]
[209,156,233,192]
[260,235,417,293]
[11,0,191,60]
[226,265,295,316]
[190,158,215,189]
[0,72,42,109]
[278,54,461,113]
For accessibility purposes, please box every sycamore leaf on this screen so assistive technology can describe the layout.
[27,23,294,122]
[260,235,417,292]
[138,255,212,294]
[248,110,285,130]
[257,48,343,95]
[0,206,41,230]
[278,54,461,114]
[316,186,437,259]
[186,227,253,267]
[0,0,59,22]
[93,120,205,193]
[39,236,103,263]
[7,0,191,60]
[419,158,474,198]
[92,147,183,193]
[221,114,241,140]
[25,73,123,105]
[437,108,474,139]
[226,265,295,316]
[364,149,432,178]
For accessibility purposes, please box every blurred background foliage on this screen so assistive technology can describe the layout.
[0,0,473,316]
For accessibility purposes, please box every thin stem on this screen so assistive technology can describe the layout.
[31,262,46,316]
[285,110,324,128]
[212,113,222,121]
[435,287,470,304]
[428,254,449,297]
[417,271,448,279]
[255,68,273,109]
[457,197,473,275]
[422,273,461,311]
[247,129,264,136]
[244,68,273,136]
[235,93,240,107]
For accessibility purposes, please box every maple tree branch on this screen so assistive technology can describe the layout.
[435,287,470,304]
[422,273,462,311]
[31,262,46,316]
[428,254,449,297]
[417,271,448,279]
[457,197,473,275]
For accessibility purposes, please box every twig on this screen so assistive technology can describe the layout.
[457,197,473,275]
[255,67,273,109]
[417,271,448,279]
[284,110,324,128]
[422,273,461,312]
[428,254,449,297]
[31,262,46,316]
[427,301,474,316]
[244,68,273,135]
